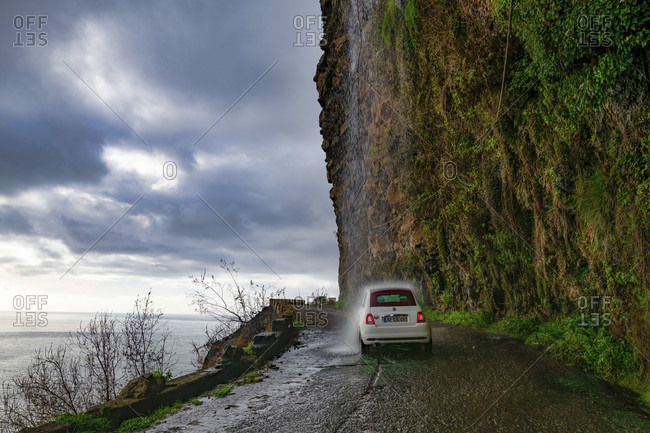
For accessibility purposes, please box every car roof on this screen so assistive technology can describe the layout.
[367,287,413,294]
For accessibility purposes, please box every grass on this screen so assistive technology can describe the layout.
[207,370,262,401]
[425,309,495,329]
[237,370,262,385]
[54,413,112,433]
[213,385,232,398]
[642,388,650,407]
[424,308,649,408]
[55,399,195,433]
[117,401,183,433]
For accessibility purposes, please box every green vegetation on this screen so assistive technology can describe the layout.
[213,385,231,398]
[381,0,418,50]
[55,400,195,433]
[643,388,650,407]
[424,308,648,405]
[53,370,274,433]
[117,401,183,433]
[237,370,263,385]
[376,0,650,387]
[381,0,398,46]
[52,367,275,433]
[205,371,262,402]
[292,320,305,330]
[149,369,173,382]
[243,341,255,356]
[54,413,111,433]
[425,309,494,329]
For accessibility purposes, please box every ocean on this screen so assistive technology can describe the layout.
[0,311,217,388]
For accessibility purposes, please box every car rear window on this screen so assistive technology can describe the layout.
[370,289,416,307]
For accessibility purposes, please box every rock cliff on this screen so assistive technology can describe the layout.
[316,0,650,374]
[315,0,415,298]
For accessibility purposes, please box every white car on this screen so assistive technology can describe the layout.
[358,287,432,354]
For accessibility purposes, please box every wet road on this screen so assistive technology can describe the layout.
[150,309,650,433]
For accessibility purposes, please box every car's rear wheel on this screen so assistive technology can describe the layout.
[359,333,370,355]
[421,340,433,355]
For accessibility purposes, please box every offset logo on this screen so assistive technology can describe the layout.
[13,15,48,47]
[13,295,48,327]
[293,15,326,48]
[443,161,457,181]
[578,295,611,327]
[292,296,328,326]
[577,15,612,48]
[162,161,177,180]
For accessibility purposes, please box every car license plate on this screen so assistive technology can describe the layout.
[383,315,408,323]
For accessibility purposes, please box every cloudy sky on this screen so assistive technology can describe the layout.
[0,0,338,314]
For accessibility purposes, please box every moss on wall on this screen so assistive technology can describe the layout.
[369,0,650,377]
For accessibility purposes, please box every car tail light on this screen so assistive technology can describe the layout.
[417,312,426,323]
[365,314,375,325]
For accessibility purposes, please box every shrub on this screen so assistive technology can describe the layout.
[423,308,494,328]
[243,341,255,356]
[149,369,173,382]
[524,316,638,382]
[492,315,540,339]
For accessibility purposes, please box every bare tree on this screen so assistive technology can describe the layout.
[1,291,176,432]
[188,260,285,365]
[1,382,38,433]
[72,311,122,402]
[190,323,236,369]
[122,289,175,377]
[190,260,284,325]
[0,345,95,431]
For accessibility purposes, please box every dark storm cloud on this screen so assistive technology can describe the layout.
[0,0,337,287]
[0,112,111,194]
[0,206,33,234]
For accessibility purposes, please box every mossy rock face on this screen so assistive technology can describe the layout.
[118,374,166,400]
[221,345,248,363]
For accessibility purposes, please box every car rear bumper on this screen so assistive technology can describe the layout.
[360,323,431,345]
